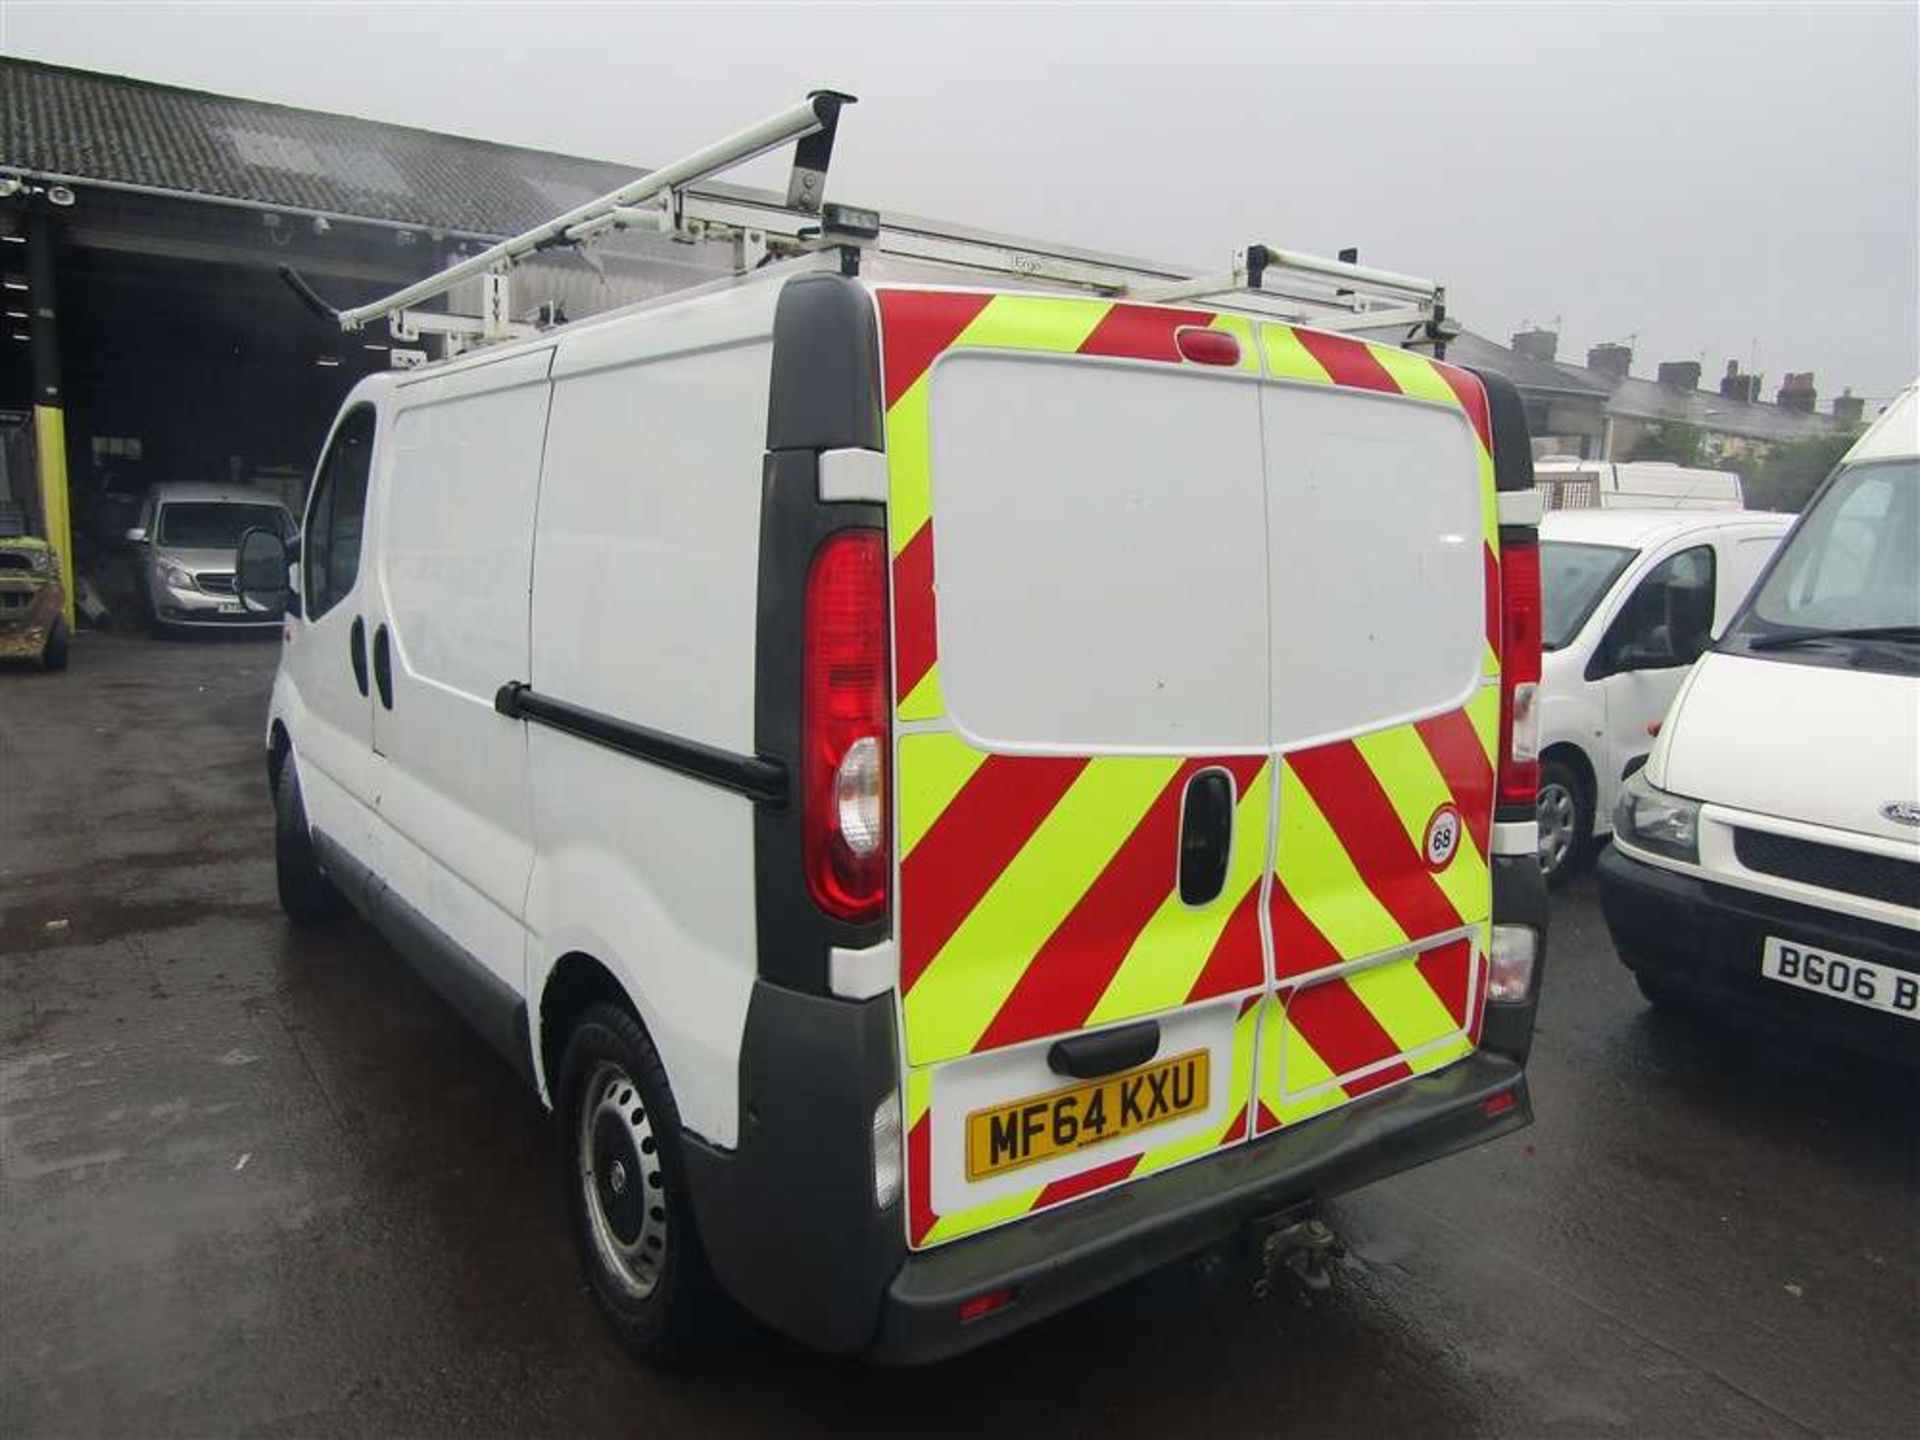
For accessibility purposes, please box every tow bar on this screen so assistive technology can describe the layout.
[1249,1210,1343,1301]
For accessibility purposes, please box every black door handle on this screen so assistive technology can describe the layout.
[1179,768,1236,906]
[372,624,393,710]
[349,617,369,696]
[1049,1020,1160,1079]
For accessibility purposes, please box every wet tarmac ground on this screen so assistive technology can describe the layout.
[3,633,1915,1438]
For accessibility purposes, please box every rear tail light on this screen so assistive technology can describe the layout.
[803,529,890,922]
[1488,923,1539,1002]
[1496,537,1542,811]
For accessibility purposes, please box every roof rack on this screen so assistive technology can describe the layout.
[280,89,1456,358]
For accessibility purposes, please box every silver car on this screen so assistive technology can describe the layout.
[127,482,296,634]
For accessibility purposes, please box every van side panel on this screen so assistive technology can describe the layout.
[371,348,554,998]
[524,283,779,1145]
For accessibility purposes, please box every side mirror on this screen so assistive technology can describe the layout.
[124,526,149,545]
[233,527,289,618]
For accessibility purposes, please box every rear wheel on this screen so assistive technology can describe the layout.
[1537,757,1593,887]
[1635,971,1686,1011]
[274,760,345,926]
[558,1003,721,1363]
[40,617,69,672]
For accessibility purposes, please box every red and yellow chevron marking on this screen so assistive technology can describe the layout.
[1268,685,1499,983]
[899,738,1270,1066]
[905,994,1261,1248]
[1257,937,1480,1133]
[876,287,1505,1242]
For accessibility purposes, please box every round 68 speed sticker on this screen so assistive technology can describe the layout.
[1424,804,1463,870]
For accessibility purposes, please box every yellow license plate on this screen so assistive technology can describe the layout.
[965,1050,1209,1181]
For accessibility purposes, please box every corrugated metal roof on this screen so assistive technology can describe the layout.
[0,57,640,237]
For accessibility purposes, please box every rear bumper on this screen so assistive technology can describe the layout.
[1598,845,1919,1066]
[687,883,1542,1367]
[866,1051,1530,1363]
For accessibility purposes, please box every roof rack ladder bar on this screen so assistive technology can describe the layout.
[328,89,854,332]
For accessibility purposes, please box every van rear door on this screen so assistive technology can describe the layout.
[879,291,1499,1249]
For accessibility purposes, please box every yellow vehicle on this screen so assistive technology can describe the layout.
[0,534,68,670]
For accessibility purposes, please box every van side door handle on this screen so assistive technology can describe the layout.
[349,617,369,697]
[371,624,393,710]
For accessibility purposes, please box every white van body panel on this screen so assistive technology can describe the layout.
[522,280,782,1145]
[371,347,555,996]
[279,381,392,869]
[1538,510,1790,841]
[929,352,1271,754]
[1535,460,1745,511]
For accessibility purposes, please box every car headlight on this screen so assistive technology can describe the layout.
[1614,768,1700,864]
[160,561,197,590]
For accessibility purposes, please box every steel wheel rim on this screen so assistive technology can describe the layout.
[1537,781,1577,876]
[578,1061,668,1299]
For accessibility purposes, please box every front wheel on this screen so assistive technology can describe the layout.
[1536,758,1593,887]
[274,760,345,926]
[41,616,69,672]
[558,1003,722,1363]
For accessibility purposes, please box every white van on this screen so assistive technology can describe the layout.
[1599,384,1919,1063]
[1534,458,1746,511]
[1536,509,1791,883]
[232,133,1548,1361]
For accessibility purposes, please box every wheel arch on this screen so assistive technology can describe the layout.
[537,950,648,1109]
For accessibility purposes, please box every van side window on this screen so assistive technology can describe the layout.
[1606,544,1717,667]
[303,407,376,620]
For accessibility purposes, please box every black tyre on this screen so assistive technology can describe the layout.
[41,616,69,672]
[1536,757,1593,888]
[274,760,346,926]
[1635,970,1686,1011]
[558,1003,722,1363]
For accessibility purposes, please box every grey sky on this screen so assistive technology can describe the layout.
[5,1,1916,402]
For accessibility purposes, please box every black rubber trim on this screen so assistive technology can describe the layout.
[1048,1020,1160,1079]
[754,273,888,992]
[495,682,787,805]
[680,980,903,1354]
[1466,367,1536,494]
[310,828,534,1085]
[867,1052,1531,1364]
[1483,851,1548,1064]
[765,271,883,452]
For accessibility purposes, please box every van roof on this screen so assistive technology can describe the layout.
[1844,382,1919,465]
[1540,508,1789,548]
[150,481,291,507]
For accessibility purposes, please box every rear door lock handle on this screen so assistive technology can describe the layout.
[1178,768,1236,906]
[348,616,369,697]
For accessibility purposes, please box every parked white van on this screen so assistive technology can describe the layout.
[1536,509,1791,883]
[1534,458,1745,511]
[230,100,1549,1363]
[1599,383,1919,1063]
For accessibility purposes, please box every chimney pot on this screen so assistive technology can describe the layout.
[1587,342,1633,380]
[1657,360,1703,391]
[1511,328,1559,363]
[1777,372,1818,412]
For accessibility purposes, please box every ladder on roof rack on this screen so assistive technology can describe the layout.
[280,89,1456,357]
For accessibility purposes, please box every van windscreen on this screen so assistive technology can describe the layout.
[1541,540,1635,650]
